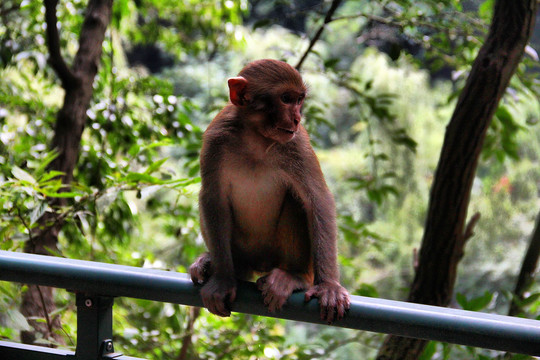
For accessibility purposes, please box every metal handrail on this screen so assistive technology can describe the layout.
[0,250,539,356]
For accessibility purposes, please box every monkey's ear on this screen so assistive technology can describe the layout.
[228,77,249,106]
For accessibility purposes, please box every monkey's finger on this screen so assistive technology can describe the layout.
[213,299,231,317]
[191,273,203,285]
[202,298,217,316]
[317,295,327,320]
[304,287,317,302]
[267,298,277,312]
[326,305,337,324]
[342,293,351,310]
[277,296,287,310]
[189,267,199,284]
[203,293,231,317]
[336,292,350,320]
[336,303,347,321]
[319,290,337,323]
[263,292,274,307]
[256,276,267,291]
[327,296,339,323]
[268,294,287,312]
[228,288,237,304]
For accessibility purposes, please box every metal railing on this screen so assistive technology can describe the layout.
[0,250,539,359]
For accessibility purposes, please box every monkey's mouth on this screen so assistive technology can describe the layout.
[277,127,295,135]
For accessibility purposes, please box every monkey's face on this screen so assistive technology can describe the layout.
[255,89,306,144]
[228,59,307,144]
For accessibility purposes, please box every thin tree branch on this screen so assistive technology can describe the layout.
[295,0,343,71]
[311,336,360,358]
[508,209,540,316]
[463,212,481,242]
[35,285,54,337]
[454,212,481,261]
[332,12,396,25]
[44,0,78,89]
[176,307,201,360]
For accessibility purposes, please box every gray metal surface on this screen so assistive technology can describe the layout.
[1,250,539,355]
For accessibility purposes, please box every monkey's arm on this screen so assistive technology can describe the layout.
[303,181,350,322]
[198,137,237,317]
[289,129,350,322]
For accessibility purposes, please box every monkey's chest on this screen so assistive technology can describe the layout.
[225,167,287,240]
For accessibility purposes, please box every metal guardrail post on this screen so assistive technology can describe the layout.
[0,292,146,359]
[75,293,120,359]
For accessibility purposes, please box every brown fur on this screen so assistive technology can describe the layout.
[190,59,349,322]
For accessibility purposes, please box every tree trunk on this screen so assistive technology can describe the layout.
[21,0,113,345]
[508,209,540,317]
[376,1,537,359]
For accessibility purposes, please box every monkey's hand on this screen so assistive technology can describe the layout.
[189,252,212,285]
[200,276,237,317]
[304,281,350,323]
[257,269,308,312]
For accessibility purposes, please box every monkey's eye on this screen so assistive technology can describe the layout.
[297,94,305,105]
[280,93,294,104]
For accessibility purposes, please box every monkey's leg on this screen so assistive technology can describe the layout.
[256,268,311,312]
[189,252,213,284]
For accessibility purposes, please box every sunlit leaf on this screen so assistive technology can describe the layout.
[11,166,36,184]
[29,202,48,225]
[96,189,119,213]
[144,158,168,174]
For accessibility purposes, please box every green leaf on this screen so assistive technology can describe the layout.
[510,354,534,360]
[140,140,172,151]
[324,58,340,69]
[29,202,48,225]
[128,143,140,157]
[520,292,540,306]
[144,158,168,174]
[39,171,65,183]
[35,151,58,176]
[457,291,493,311]
[456,293,467,309]
[40,190,80,198]
[124,173,164,184]
[467,291,493,311]
[112,0,130,29]
[479,0,495,19]
[496,105,521,132]
[419,341,437,360]
[139,185,163,200]
[354,283,379,298]
[96,189,119,213]
[12,166,36,184]
[6,309,31,331]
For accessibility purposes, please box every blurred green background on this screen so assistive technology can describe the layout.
[1,0,539,358]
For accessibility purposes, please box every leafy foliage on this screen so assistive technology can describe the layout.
[1,0,540,358]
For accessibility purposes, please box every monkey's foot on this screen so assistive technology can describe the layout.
[200,276,237,317]
[304,281,350,324]
[256,268,308,312]
[189,253,212,285]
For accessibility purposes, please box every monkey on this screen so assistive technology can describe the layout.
[190,59,350,323]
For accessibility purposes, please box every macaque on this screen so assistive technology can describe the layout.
[190,59,350,323]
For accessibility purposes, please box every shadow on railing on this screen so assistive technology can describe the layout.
[0,250,539,359]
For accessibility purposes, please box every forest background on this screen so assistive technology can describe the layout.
[0,0,539,359]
